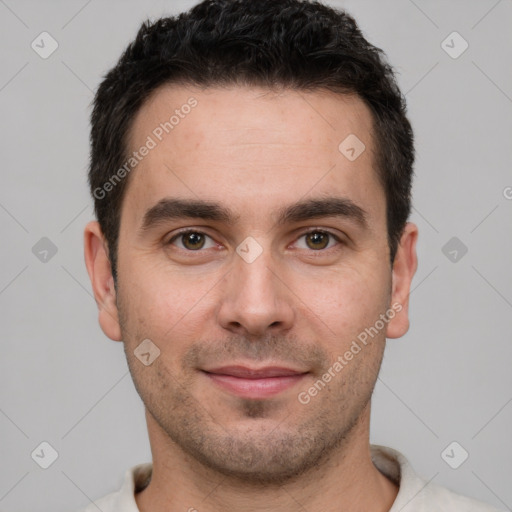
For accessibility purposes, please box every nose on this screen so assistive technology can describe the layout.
[216,244,295,339]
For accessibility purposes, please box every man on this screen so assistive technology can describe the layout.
[81,0,503,510]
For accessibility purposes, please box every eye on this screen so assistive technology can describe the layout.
[294,229,342,251]
[166,228,343,253]
[167,230,217,251]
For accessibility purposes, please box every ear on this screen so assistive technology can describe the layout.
[84,221,122,341]
[386,222,418,339]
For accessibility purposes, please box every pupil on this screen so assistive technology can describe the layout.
[308,232,328,249]
[186,233,203,249]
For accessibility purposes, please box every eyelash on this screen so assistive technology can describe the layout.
[166,228,344,253]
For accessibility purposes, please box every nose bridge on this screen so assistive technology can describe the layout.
[237,244,278,303]
[216,236,294,335]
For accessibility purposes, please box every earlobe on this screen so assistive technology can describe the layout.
[84,221,123,341]
[386,222,418,339]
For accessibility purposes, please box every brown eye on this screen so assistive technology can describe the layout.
[167,230,215,251]
[182,232,205,250]
[294,229,342,252]
[305,231,330,250]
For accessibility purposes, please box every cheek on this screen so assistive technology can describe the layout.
[119,268,214,356]
[295,282,389,372]
[301,263,391,329]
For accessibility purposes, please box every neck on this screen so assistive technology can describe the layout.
[135,402,399,512]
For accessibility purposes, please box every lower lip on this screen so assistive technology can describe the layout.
[204,372,307,399]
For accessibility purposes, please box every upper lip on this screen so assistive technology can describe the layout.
[203,365,308,379]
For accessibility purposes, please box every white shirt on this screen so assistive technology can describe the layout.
[77,445,504,511]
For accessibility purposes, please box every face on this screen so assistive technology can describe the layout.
[85,85,417,485]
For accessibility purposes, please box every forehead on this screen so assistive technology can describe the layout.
[121,84,383,228]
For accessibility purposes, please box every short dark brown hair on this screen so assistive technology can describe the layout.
[88,0,414,283]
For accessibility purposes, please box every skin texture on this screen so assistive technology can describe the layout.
[84,85,418,512]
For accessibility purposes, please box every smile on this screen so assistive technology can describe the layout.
[202,366,309,399]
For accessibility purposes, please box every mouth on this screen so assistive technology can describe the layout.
[201,365,309,399]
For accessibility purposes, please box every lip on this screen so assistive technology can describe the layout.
[202,365,309,399]
[204,365,306,378]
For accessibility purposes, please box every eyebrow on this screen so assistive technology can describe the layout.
[139,196,368,233]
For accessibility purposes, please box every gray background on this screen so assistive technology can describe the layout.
[1,0,511,511]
